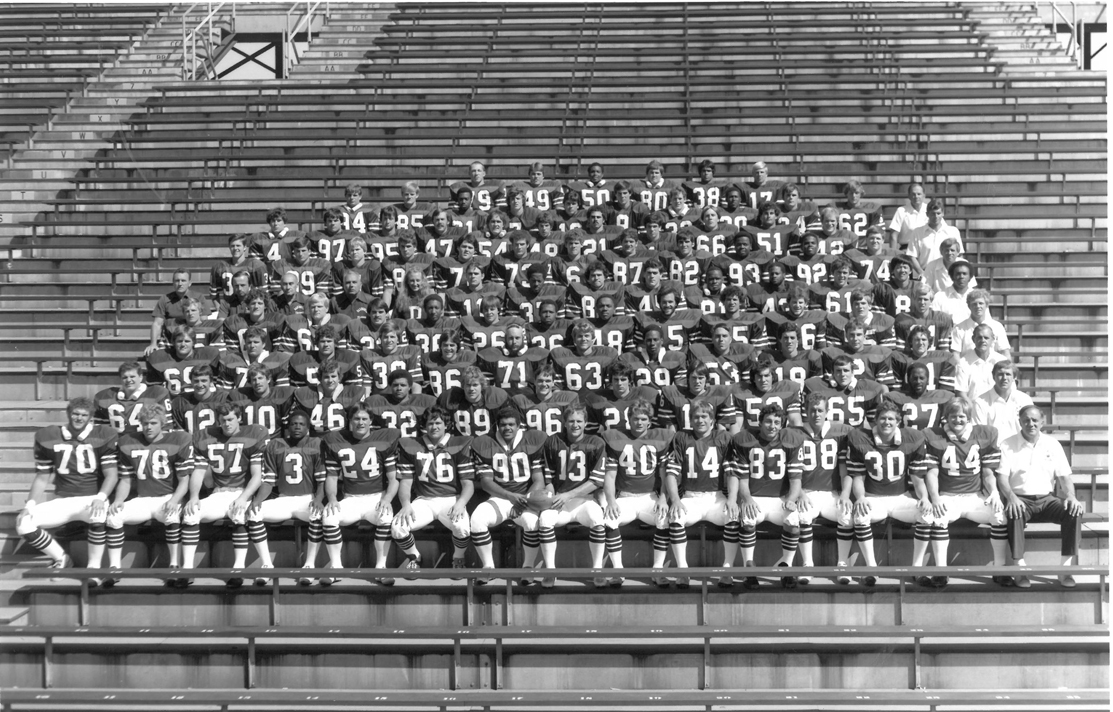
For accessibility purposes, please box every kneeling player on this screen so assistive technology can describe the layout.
[391,406,475,573]
[182,403,268,587]
[600,399,671,586]
[845,400,930,586]
[732,403,806,589]
[318,404,400,585]
[108,405,194,587]
[662,399,738,588]
[247,411,325,585]
[17,397,119,578]
[918,397,1007,588]
[469,407,547,584]
[537,402,608,588]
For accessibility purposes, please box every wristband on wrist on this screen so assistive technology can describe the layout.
[24,499,36,510]
[95,492,108,502]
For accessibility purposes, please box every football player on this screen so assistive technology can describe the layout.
[894,282,954,352]
[681,159,727,209]
[736,160,785,211]
[359,322,423,398]
[216,324,291,391]
[733,354,803,432]
[145,325,221,397]
[169,364,228,433]
[94,361,171,435]
[268,235,332,298]
[888,361,955,431]
[620,324,687,390]
[330,237,384,303]
[291,359,364,436]
[229,362,295,436]
[891,325,958,394]
[804,354,886,428]
[422,328,476,397]
[436,365,511,437]
[365,369,437,439]
[550,319,620,396]
[407,294,462,355]
[657,363,737,433]
[209,233,268,306]
[335,183,370,233]
[477,323,550,395]
[286,325,360,388]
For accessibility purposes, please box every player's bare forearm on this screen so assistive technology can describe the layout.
[603,469,619,509]
[241,464,263,502]
[381,467,400,504]
[98,465,119,500]
[564,480,599,501]
[112,477,132,507]
[324,475,340,507]
[979,467,999,498]
[25,472,52,508]
[922,470,940,503]
[188,467,207,503]
[168,476,190,508]
[664,473,682,506]
[396,478,414,509]
[785,478,802,503]
[456,480,475,508]
[252,482,274,508]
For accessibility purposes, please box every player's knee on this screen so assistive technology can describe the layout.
[538,510,560,530]
[449,519,470,539]
[106,512,124,529]
[15,515,36,536]
[516,512,540,531]
[579,504,605,529]
[390,519,410,539]
[321,513,339,528]
[469,507,493,533]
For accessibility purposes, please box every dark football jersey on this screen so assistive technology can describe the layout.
[436,386,511,437]
[209,258,268,303]
[330,292,375,321]
[716,205,758,230]
[825,313,896,350]
[633,309,702,351]
[365,393,438,439]
[891,350,958,393]
[322,428,400,496]
[461,316,525,351]
[146,346,221,396]
[730,428,805,498]
[446,209,486,234]
[330,257,385,299]
[583,385,661,434]
[767,349,824,388]
[676,224,737,257]
[660,250,714,287]
[600,250,659,287]
[566,316,635,352]
[762,310,830,351]
[550,345,619,394]
[565,280,626,319]
[603,428,671,495]
[888,389,955,430]
[116,430,195,499]
[406,316,463,355]
[924,425,1001,495]
[873,282,915,318]
[738,179,785,211]
[477,346,551,393]
[843,247,900,285]
[527,319,573,351]
[846,427,929,498]
[397,435,475,499]
[93,386,171,435]
[714,249,774,288]
[505,285,567,323]
[251,228,305,263]
[820,345,895,387]
[421,351,477,397]
[309,228,360,263]
[290,385,364,435]
[449,180,504,213]
[418,226,467,258]
[445,283,505,319]
[274,313,353,353]
[782,252,837,285]
[787,423,852,494]
[576,180,612,211]
[618,349,687,390]
[834,200,885,240]
[681,178,728,209]
[170,388,229,434]
[382,253,436,293]
[697,313,765,346]
[893,311,955,353]
[802,377,886,429]
[542,433,607,494]
[741,223,795,258]
[471,429,547,495]
[261,436,326,497]
[665,430,734,495]
[359,346,424,395]
[512,390,581,436]
[657,385,736,431]
[193,423,268,489]
[808,280,872,314]
[287,349,361,388]
[336,204,372,234]
[215,351,291,391]
[685,343,756,388]
[33,423,118,497]
[229,385,295,435]
[269,257,332,297]
[732,380,802,432]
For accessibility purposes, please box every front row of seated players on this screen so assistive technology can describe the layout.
[20,388,1082,589]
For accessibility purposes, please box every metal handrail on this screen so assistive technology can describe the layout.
[283,0,329,78]
[181,0,231,80]
[1046,1,1081,68]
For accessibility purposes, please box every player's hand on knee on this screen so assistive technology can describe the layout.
[185,499,201,518]
[725,501,740,522]
[396,505,415,526]
[668,502,687,522]
[853,500,871,518]
[985,492,1002,512]
[604,503,622,521]
[308,501,324,519]
[325,502,341,517]
[1065,497,1084,517]
[376,501,392,520]
[450,503,468,522]
[797,492,812,512]
[742,500,760,522]
[550,494,569,511]
[89,498,107,519]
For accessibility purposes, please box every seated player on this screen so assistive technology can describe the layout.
[268,235,332,298]
[253,206,306,263]
[445,259,502,318]
[733,354,803,432]
[661,399,738,588]
[217,273,257,324]
[784,394,853,584]
[891,325,958,394]
[886,182,928,250]
[146,268,205,356]
[107,405,193,587]
[181,402,268,588]
[146,324,221,397]
[505,263,565,324]
[805,206,855,256]
[550,228,593,285]
[480,210,510,252]
[468,406,548,583]
[844,400,930,585]
[843,225,899,285]
[527,298,573,350]
[997,405,1084,588]
[576,162,611,211]
[287,325,360,388]
[764,323,822,388]
[513,162,564,212]
[602,228,657,286]
[737,160,785,210]
[633,287,701,351]
[820,318,896,388]
[407,294,462,355]
[871,255,917,317]
[741,200,794,257]
[745,260,792,314]
[826,289,896,349]
[316,404,400,585]
[888,362,955,431]
[685,321,756,387]
[579,206,618,255]
[536,402,608,587]
[599,399,671,586]
[216,325,291,391]
[551,319,620,396]
[731,403,806,589]
[635,159,676,213]
[620,323,687,390]
[437,365,511,438]
[502,187,542,232]
[716,184,758,231]
[490,230,548,289]
[462,296,522,351]
[660,228,712,288]
[894,282,954,352]
[335,182,371,233]
[904,198,962,276]
[170,364,229,433]
[761,282,830,351]
[972,360,1033,442]
[292,358,365,436]
[804,354,886,429]
[530,210,560,247]
[583,360,660,434]
[381,232,435,303]
[391,406,475,573]
[365,369,437,439]
[950,289,1012,361]
[660,186,695,234]
[17,397,119,576]
[422,328,477,397]
[214,288,282,354]
[513,364,580,436]
[371,205,419,263]
[639,211,670,250]
[917,397,1007,588]
[359,322,423,399]
[209,233,268,308]
[682,158,727,210]
[554,188,587,233]
[832,179,885,242]
[94,361,172,435]
[229,363,295,436]
[330,269,374,321]
[776,182,815,234]
[449,160,504,213]
[246,410,324,585]
[931,259,978,331]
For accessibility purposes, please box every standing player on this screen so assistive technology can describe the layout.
[359,322,423,398]
[476,323,551,395]
[682,159,727,209]
[732,355,803,432]
[764,324,823,390]
[181,402,268,587]
[468,407,548,582]
[550,320,620,396]
[365,369,437,439]
[437,365,511,438]
[246,411,325,584]
[316,405,400,585]
[391,406,475,572]
[891,325,958,394]
[170,364,229,434]
[209,234,268,306]
[216,325,291,391]
[16,397,119,576]
[512,365,581,437]
[803,355,886,428]
[635,160,676,213]
[145,325,221,397]
[94,361,171,435]
[917,398,1007,588]
[336,183,371,233]
[229,363,295,436]
[536,403,609,587]
[291,359,365,436]
[106,405,194,586]
[422,329,476,397]
[888,362,955,431]
[268,236,332,298]
[833,180,885,241]
[449,161,505,213]
[736,160,785,211]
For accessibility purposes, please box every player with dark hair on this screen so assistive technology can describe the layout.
[512,364,580,436]
[682,158,727,209]
[229,362,295,436]
[94,361,171,435]
[764,323,823,388]
[895,281,954,352]
[891,324,958,394]
[336,183,370,233]
[825,289,895,349]
[254,206,307,263]
[216,323,291,390]
[477,323,550,395]
[365,368,437,439]
[685,321,756,387]
[422,328,476,397]
[804,353,886,428]
[733,354,803,432]
[359,321,423,398]
[210,233,268,306]
[407,294,462,355]
[291,358,365,436]
[819,318,896,387]
[169,363,229,433]
[716,184,758,230]
[888,361,956,431]
[449,160,505,213]
[146,269,205,357]
[17,397,119,578]
[269,235,332,297]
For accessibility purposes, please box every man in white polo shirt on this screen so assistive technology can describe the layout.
[954,324,1006,400]
[950,289,1011,361]
[996,405,1083,588]
[974,361,1033,443]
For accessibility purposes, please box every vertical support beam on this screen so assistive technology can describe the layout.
[246,637,256,689]
[78,580,90,626]
[698,578,708,627]
[1100,574,1107,625]
[464,578,473,627]
[700,637,710,690]
[897,577,906,626]
[270,577,280,627]
[43,636,53,689]
[451,637,460,691]
[913,636,922,690]
[494,637,503,690]
[503,578,512,626]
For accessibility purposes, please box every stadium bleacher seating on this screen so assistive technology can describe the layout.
[0,2,1106,709]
